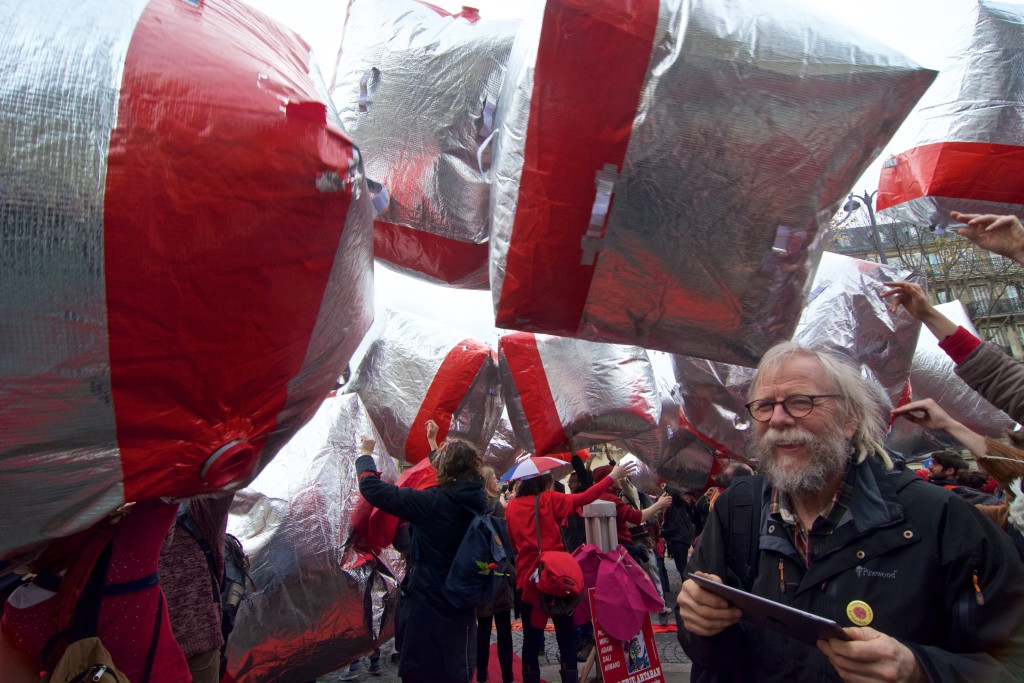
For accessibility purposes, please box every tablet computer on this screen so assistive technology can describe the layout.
[687,573,851,645]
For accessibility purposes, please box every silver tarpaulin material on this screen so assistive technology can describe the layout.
[489,0,935,366]
[616,374,718,492]
[879,1,1024,227]
[0,0,373,559]
[225,392,402,683]
[674,252,924,460]
[886,301,1017,457]
[484,409,527,477]
[498,332,660,457]
[332,0,519,288]
[347,310,503,463]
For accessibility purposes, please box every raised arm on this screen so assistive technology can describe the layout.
[880,280,958,341]
[356,437,433,524]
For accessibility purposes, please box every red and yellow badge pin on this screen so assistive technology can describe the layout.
[846,600,873,626]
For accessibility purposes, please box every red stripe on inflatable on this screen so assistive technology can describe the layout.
[499,333,571,456]
[373,220,490,289]
[407,338,492,463]
[878,141,1024,211]
[495,0,658,334]
[104,0,355,498]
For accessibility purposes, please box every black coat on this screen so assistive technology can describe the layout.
[357,455,487,683]
[678,455,1024,682]
[661,485,701,546]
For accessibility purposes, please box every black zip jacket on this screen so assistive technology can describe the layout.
[678,455,1024,682]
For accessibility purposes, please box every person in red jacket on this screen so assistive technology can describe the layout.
[505,460,636,683]
[590,465,671,557]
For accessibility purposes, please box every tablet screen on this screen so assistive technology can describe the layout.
[687,573,851,645]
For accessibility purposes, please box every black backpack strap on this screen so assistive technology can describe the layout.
[726,476,764,592]
[177,504,221,604]
[534,494,543,554]
[140,596,164,682]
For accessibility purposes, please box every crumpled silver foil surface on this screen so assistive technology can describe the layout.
[498,333,660,456]
[879,1,1024,226]
[886,300,1017,458]
[347,310,503,462]
[225,392,403,683]
[674,252,924,461]
[0,0,373,560]
[616,374,718,492]
[484,408,527,477]
[490,0,935,366]
[332,0,519,288]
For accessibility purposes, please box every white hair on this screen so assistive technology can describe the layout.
[751,342,893,470]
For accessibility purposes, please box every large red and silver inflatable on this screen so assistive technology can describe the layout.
[497,332,660,456]
[0,0,374,558]
[489,0,935,366]
[673,253,924,460]
[347,311,503,462]
[332,0,519,288]
[225,392,401,683]
[878,1,1024,227]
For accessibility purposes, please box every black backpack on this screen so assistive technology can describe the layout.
[175,507,252,658]
[440,500,510,610]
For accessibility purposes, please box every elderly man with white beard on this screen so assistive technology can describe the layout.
[676,342,1024,683]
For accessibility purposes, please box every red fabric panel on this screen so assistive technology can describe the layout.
[495,0,658,333]
[406,339,492,462]
[104,0,355,499]
[499,332,571,456]
[878,141,1024,211]
[373,220,490,288]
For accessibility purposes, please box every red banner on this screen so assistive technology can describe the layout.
[588,588,666,683]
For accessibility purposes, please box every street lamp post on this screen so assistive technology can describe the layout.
[842,190,887,264]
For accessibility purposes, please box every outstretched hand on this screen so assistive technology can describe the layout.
[880,281,957,340]
[951,211,1024,264]
[360,436,376,455]
[610,460,639,481]
[890,398,956,433]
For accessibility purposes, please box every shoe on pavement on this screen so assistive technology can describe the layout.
[368,657,382,676]
[338,661,362,681]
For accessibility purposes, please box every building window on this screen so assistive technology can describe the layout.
[986,327,1007,346]
[936,290,950,303]
[926,253,941,270]
[1018,324,1024,348]
[971,284,991,306]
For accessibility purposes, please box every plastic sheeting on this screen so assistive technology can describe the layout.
[484,408,527,477]
[498,332,660,456]
[879,1,1024,227]
[347,310,503,463]
[224,392,402,683]
[489,0,935,366]
[886,301,1017,457]
[673,252,924,461]
[0,0,373,559]
[332,0,519,288]
[616,376,719,493]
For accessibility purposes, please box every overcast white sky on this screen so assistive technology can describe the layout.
[245,0,981,351]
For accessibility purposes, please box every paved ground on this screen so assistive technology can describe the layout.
[320,562,693,683]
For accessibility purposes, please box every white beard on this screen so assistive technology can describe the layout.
[752,425,849,495]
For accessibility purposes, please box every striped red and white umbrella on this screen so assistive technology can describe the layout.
[500,455,572,483]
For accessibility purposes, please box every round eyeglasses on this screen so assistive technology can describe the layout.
[744,394,840,422]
